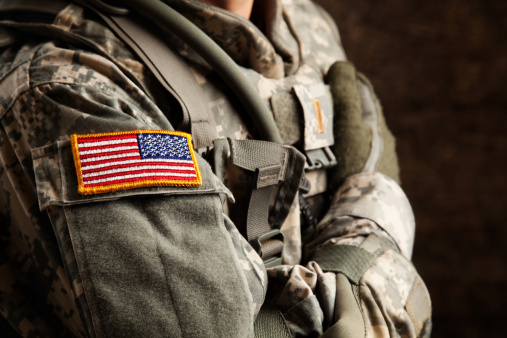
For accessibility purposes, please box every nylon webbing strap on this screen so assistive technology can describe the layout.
[229,139,285,243]
[254,303,292,338]
[95,13,218,149]
[259,239,284,260]
[310,244,380,285]
[228,139,305,264]
[230,139,285,243]
[271,91,303,144]
[320,274,366,338]
[247,186,275,241]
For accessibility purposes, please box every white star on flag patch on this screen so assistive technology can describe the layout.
[71,130,202,195]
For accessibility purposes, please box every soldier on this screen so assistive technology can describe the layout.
[0,0,432,336]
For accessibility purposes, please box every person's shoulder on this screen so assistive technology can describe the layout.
[0,41,76,108]
[0,41,46,114]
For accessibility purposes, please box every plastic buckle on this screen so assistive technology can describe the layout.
[299,176,311,195]
[304,146,337,171]
[250,229,284,268]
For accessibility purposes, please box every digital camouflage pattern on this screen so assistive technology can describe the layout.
[313,172,416,260]
[0,0,431,336]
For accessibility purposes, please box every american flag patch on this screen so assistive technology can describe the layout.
[71,130,202,195]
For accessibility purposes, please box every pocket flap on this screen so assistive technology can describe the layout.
[33,139,230,210]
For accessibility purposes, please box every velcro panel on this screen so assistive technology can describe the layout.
[405,275,433,337]
[254,303,292,338]
[311,245,378,285]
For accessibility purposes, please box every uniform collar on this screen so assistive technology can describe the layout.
[167,0,300,78]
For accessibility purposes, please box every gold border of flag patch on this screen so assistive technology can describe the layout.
[71,130,202,195]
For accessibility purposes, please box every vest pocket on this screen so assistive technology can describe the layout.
[32,140,255,337]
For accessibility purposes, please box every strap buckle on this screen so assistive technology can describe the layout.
[304,146,337,171]
[250,229,285,268]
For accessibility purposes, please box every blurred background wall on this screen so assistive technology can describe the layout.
[315,0,507,337]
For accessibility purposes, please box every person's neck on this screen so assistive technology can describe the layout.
[200,0,255,19]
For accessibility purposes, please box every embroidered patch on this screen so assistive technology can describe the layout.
[71,130,202,195]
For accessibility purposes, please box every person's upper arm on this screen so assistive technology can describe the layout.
[1,41,259,337]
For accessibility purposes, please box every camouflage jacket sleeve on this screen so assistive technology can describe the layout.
[313,172,432,337]
[0,36,268,337]
[265,173,432,337]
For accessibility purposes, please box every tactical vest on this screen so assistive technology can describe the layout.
[165,0,348,266]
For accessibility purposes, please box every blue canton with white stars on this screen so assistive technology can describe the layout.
[137,133,192,160]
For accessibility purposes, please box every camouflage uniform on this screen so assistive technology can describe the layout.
[0,0,431,337]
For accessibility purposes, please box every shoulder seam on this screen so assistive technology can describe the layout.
[0,42,47,119]
[0,60,30,120]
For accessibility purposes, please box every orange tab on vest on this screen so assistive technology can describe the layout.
[71,130,202,195]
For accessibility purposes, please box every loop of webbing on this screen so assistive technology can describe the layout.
[226,138,305,266]
[259,239,284,260]
[247,186,275,241]
[249,229,284,268]
[310,242,381,285]
[254,303,292,338]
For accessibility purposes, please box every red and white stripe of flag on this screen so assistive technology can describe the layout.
[71,131,201,195]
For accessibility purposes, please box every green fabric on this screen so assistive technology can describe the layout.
[310,245,378,285]
[64,193,253,337]
[327,61,372,189]
[229,138,286,171]
[52,141,254,337]
[327,61,401,188]
[376,102,401,183]
[271,92,303,145]
[254,303,292,338]
[283,295,325,336]
[229,138,286,241]
[228,138,305,230]
[247,186,276,240]
[321,274,365,337]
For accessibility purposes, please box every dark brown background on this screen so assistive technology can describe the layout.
[316,0,507,337]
